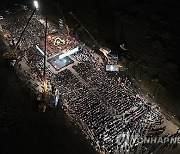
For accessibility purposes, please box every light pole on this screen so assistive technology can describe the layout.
[32,1,47,112]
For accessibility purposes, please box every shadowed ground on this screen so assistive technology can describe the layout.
[0,38,97,154]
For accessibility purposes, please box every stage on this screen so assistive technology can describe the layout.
[48,56,74,71]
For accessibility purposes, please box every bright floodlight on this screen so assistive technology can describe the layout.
[34,1,39,9]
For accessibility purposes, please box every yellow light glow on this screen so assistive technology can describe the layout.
[4,33,7,38]
[54,37,65,46]
[43,79,47,93]
[48,35,51,39]
[99,47,109,59]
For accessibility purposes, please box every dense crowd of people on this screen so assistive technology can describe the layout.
[72,44,96,62]
[3,12,180,154]
[55,61,166,153]
[42,32,79,58]
[3,15,44,50]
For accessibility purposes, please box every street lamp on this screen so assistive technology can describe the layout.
[34,1,39,10]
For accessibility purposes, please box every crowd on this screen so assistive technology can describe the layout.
[72,44,96,62]
[56,61,166,153]
[3,15,45,50]
[3,12,180,154]
[42,32,79,58]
